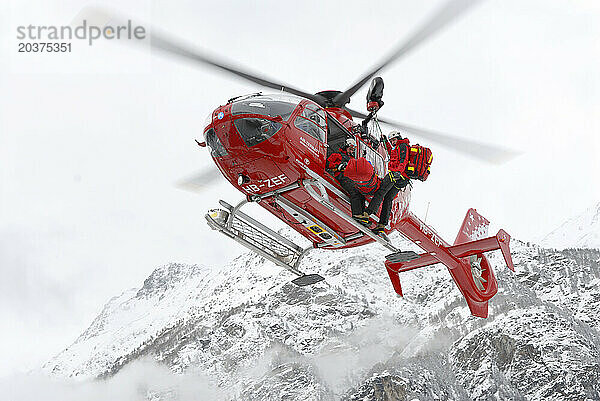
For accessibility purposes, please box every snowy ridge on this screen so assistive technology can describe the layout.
[47,263,226,378]
[541,202,600,250]
[44,233,600,400]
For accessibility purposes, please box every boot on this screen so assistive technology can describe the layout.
[371,223,385,234]
[353,212,370,225]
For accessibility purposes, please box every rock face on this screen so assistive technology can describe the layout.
[541,202,600,250]
[44,233,600,400]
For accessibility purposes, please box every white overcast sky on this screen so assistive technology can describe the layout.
[1,0,599,376]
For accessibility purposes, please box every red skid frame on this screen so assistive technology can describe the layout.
[386,209,514,318]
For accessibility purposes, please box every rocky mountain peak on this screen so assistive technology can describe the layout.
[44,236,600,400]
[137,263,206,298]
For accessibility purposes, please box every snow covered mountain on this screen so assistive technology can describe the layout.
[44,233,600,400]
[541,202,600,250]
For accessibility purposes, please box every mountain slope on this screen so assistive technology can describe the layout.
[541,202,600,250]
[44,234,600,400]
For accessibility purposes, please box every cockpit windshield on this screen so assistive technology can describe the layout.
[231,94,301,121]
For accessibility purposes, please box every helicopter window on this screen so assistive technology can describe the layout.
[303,104,327,128]
[203,128,228,157]
[326,114,350,153]
[294,104,326,142]
[231,97,298,121]
[294,116,325,142]
[234,118,283,147]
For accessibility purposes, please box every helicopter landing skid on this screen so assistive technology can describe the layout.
[205,200,323,286]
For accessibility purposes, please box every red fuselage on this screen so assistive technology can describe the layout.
[202,93,409,249]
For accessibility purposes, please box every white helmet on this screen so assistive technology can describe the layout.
[345,138,357,148]
[388,130,403,140]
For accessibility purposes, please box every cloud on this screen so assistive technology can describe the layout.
[0,359,224,401]
[1,316,451,399]
[231,315,420,396]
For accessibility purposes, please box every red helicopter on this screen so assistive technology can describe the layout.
[106,0,517,317]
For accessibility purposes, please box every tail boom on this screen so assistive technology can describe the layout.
[386,209,514,318]
[387,229,514,274]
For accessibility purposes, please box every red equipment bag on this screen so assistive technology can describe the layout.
[344,157,380,195]
[405,145,433,181]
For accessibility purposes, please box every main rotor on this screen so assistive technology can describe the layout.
[83,0,518,164]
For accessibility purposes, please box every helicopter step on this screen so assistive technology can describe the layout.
[385,251,420,263]
[300,173,399,253]
[205,200,324,286]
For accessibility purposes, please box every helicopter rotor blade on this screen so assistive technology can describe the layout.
[345,107,519,164]
[176,168,224,193]
[333,0,481,107]
[76,7,325,105]
[150,33,327,104]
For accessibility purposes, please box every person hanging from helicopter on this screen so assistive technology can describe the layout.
[326,138,368,221]
[341,155,381,225]
[355,130,411,234]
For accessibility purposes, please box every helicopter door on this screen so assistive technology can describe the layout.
[357,138,387,179]
[293,103,327,167]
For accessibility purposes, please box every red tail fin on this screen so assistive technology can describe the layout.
[455,208,490,245]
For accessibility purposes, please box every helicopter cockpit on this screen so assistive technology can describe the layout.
[230,94,301,149]
[203,93,304,157]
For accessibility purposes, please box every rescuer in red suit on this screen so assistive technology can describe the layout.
[342,154,381,226]
[326,138,367,220]
[358,130,410,233]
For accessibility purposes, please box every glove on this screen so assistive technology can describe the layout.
[389,171,409,188]
[389,171,406,182]
[351,125,365,135]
